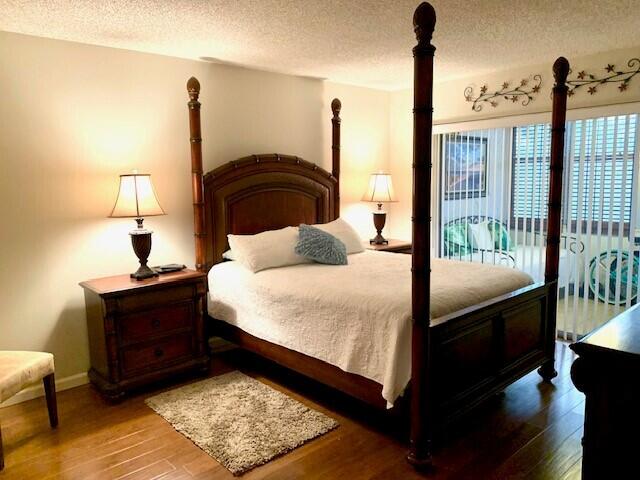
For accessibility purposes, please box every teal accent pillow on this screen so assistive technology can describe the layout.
[443,223,472,256]
[487,220,513,251]
[295,224,348,265]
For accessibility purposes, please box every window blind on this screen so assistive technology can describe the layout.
[512,123,551,219]
[568,115,637,223]
[512,114,637,223]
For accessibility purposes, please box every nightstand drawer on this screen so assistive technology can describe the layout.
[121,334,193,377]
[117,285,196,313]
[120,303,192,344]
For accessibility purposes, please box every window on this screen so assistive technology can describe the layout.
[569,116,636,224]
[512,123,551,220]
[511,114,637,231]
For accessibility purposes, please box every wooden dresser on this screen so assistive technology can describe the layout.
[80,269,209,401]
[570,304,640,479]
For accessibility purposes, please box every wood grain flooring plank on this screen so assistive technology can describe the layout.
[490,410,584,479]
[117,459,176,480]
[0,343,584,480]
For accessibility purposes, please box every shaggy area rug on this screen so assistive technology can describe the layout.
[145,371,339,475]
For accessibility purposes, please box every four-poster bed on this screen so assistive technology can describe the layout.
[185,1,570,467]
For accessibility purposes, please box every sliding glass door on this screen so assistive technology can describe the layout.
[559,114,638,339]
[436,113,639,340]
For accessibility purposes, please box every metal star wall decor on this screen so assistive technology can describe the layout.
[464,75,542,112]
[567,58,640,97]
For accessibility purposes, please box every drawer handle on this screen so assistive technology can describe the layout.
[151,319,161,329]
[154,348,164,358]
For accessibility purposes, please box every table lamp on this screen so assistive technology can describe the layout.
[362,172,397,245]
[110,173,166,280]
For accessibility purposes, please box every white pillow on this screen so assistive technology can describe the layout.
[221,249,235,260]
[469,221,495,250]
[313,218,364,254]
[227,226,309,273]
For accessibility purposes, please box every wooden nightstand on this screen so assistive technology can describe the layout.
[80,269,209,401]
[366,239,412,254]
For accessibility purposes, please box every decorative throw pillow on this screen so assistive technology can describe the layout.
[469,221,495,250]
[443,223,472,256]
[487,220,513,251]
[295,224,348,265]
[312,218,364,254]
[227,226,310,273]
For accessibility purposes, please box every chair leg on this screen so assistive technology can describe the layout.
[43,373,58,428]
[0,421,4,471]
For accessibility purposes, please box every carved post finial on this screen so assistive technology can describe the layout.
[553,57,570,86]
[187,76,201,101]
[331,98,341,119]
[413,2,436,45]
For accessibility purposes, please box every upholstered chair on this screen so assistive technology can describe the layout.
[0,351,58,470]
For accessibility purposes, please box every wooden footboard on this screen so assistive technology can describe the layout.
[430,282,551,421]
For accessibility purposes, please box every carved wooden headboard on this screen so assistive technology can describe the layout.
[203,154,338,268]
[187,77,342,271]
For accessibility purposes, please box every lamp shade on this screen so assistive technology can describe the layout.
[109,174,165,218]
[362,173,397,203]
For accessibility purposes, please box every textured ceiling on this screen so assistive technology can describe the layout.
[1,0,639,90]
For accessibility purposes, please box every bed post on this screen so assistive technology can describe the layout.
[407,1,436,468]
[187,77,207,273]
[539,57,570,382]
[331,98,341,219]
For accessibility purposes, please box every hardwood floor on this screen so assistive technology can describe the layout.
[0,342,583,479]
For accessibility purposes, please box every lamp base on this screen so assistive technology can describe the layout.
[130,221,158,281]
[370,211,388,245]
[130,264,158,280]
[370,235,389,245]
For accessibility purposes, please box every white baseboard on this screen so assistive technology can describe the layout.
[0,372,89,408]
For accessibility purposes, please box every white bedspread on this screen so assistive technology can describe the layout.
[208,251,533,407]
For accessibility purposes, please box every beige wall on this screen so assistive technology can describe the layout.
[323,83,390,239]
[388,47,640,240]
[387,88,414,241]
[0,32,390,395]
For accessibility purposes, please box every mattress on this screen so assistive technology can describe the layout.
[208,250,533,407]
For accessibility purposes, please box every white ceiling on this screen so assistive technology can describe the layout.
[1,0,639,90]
